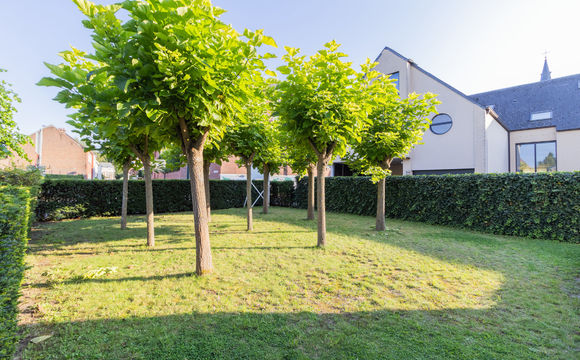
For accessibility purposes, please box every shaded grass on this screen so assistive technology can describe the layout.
[19,207,579,359]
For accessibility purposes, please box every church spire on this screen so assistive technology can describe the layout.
[541,56,551,81]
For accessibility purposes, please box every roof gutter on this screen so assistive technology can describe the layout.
[485,106,510,132]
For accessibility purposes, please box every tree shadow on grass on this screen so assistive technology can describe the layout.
[21,208,579,359]
[20,308,558,360]
[28,216,193,253]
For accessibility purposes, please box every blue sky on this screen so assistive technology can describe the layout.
[1,0,579,135]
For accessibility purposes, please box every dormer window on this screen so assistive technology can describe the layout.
[530,111,552,121]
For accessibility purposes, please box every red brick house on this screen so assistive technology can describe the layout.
[0,125,97,179]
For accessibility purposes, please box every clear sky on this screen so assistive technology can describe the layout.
[1,0,578,135]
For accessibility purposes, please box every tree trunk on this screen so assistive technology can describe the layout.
[316,156,327,247]
[376,177,386,231]
[307,165,315,220]
[142,156,155,247]
[262,164,270,214]
[186,146,213,275]
[120,161,130,230]
[376,158,391,232]
[203,160,211,222]
[246,160,253,231]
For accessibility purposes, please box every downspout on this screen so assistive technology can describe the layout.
[36,128,43,167]
[507,131,511,173]
[406,60,412,98]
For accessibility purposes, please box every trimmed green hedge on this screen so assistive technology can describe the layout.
[0,168,43,230]
[0,186,31,359]
[295,173,580,242]
[36,179,295,221]
[44,174,84,180]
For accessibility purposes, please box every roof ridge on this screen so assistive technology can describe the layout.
[377,46,485,110]
[470,73,580,97]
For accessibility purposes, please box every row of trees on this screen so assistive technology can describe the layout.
[39,0,438,276]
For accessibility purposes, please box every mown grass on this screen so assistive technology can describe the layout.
[19,207,579,359]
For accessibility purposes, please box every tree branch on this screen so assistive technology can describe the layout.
[325,142,337,162]
[193,127,210,150]
[178,117,191,150]
[307,137,322,157]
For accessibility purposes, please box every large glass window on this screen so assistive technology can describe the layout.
[516,141,556,172]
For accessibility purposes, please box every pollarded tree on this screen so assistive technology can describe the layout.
[284,137,317,220]
[253,117,284,215]
[0,69,27,160]
[202,139,229,222]
[77,125,137,230]
[38,45,162,245]
[274,41,378,247]
[88,0,276,275]
[346,77,439,231]
[159,145,185,179]
[223,99,271,231]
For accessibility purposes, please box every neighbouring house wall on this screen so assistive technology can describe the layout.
[556,129,580,171]
[0,140,36,169]
[39,126,93,179]
[0,126,93,178]
[153,166,188,180]
[155,157,300,180]
[509,127,557,172]
[484,113,509,173]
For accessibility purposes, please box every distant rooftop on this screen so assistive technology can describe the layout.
[470,74,580,131]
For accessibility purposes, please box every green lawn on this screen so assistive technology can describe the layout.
[19,207,579,359]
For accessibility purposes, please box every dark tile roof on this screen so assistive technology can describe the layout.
[470,74,580,131]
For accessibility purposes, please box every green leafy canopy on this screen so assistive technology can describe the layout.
[346,79,440,182]
[273,41,383,162]
[0,69,28,159]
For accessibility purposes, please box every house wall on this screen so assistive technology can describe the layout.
[374,49,487,174]
[556,129,580,171]
[485,113,509,173]
[38,127,93,179]
[509,127,557,172]
[0,126,94,178]
[154,156,300,180]
[0,139,37,169]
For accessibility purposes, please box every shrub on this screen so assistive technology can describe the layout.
[44,174,84,180]
[295,173,580,242]
[270,180,295,207]
[36,179,295,221]
[0,168,43,222]
[0,186,31,358]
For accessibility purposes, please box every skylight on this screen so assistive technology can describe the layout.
[530,111,552,121]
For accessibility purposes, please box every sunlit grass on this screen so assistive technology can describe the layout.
[20,207,579,359]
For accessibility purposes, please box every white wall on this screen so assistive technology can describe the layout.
[484,113,509,173]
[375,48,488,174]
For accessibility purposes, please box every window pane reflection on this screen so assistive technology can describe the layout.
[516,144,535,173]
[536,142,557,172]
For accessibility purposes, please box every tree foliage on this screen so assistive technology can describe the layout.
[253,116,285,176]
[57,0,277,274]
[0,69,27,159]
[160,146,186,174]
[273,41,382,245]
[274,41,373,161]
[346,80,440,182]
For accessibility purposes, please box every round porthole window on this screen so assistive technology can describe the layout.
[430,114,453,135]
